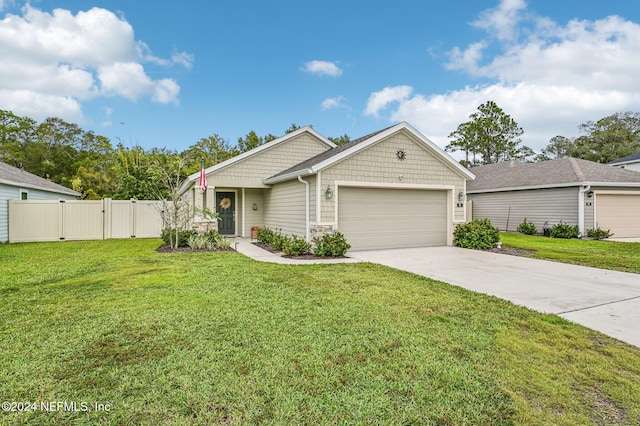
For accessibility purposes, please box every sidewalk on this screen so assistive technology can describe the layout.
[232,238,361,265]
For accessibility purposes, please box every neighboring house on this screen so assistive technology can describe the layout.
[609,152,640,172]
[179,122,474,250]
[467,157,640,238]
[0,161,80,242]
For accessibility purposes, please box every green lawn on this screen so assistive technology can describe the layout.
[1,239,640,425]
[501,233,640,274]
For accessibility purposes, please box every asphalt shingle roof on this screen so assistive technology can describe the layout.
[467,157,640,192]
[609,151,640,164]
[0,161,80,196]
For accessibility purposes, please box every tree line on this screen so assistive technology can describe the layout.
[0,110,350,200]
[2,104,638,200]
[446,101,640,167]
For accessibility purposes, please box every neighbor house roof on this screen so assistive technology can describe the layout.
[609,151,640,165]
[468,157,640,193]
[264,122,474,184]
[178,126,335,195]
[0,161,80,196]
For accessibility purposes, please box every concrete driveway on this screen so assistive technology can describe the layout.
[349,246,640,348]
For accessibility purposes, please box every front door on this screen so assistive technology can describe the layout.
[216,192,235,235]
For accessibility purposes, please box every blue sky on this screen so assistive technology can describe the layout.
[1,0,640,156]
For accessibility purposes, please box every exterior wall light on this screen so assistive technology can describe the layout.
[252,203,258,210]
[587,191,594,198]
[325,185,334,200]
[458,190,465,202]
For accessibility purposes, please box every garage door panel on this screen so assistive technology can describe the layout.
[597,194,640,238]
[338,187,447,250]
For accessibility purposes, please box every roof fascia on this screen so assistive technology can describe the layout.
[468,181,640,194]
[178,126,335,195]
[263,169,314,184]
[0,178,80,196]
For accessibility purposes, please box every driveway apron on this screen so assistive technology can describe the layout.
[349,246,640,348]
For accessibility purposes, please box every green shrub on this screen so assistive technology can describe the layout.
[453,218,500,250]
[283,235,312,256]
[186,234,215,250]
[216,237,232,249]
[161,228,198,248]
[257,227,290,250]
[516,218,537,235]
[271,230,290,251]
[257,227,275,245]
[313,232,351,257]
[586,227,613,240]
[550,221,580,239]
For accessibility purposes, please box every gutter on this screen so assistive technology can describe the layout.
[578,185,591,235]
[297,175,310,242]
[264,168,313,185]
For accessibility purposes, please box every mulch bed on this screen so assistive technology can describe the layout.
[252,242,348,260]
[156,245,235,253]
[485,247,535,257]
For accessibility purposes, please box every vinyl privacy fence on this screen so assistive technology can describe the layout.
[8,199,165,243]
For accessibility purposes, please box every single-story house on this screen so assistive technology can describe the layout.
[467,157,640,238]
[609,152,640,172]
[0,161,80,242]
[179,122,474,250]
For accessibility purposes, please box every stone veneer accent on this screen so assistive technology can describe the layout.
[310,224,336,239]
[193,218,218,233]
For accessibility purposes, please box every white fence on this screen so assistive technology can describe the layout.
[8,199,164,243]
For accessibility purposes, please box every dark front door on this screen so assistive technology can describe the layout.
[216,192,235,235]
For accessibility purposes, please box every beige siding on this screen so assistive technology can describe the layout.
[241,188,265,237]
[320,130,466,223]
[209,133,330,188]
[263,180,307,237]
[584,194,595,230]
[469,187,579,232]
[308,175,316,223]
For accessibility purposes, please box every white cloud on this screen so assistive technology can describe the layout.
[472,0,527,41]
[368,3,640,153]
[98,62,179,104]
[0,5,191,122]
[321,96,346,110]
[364,86,413,117]
[301,60,342,77]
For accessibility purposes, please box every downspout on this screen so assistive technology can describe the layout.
[578,185,591,236]
[298,176,310,242]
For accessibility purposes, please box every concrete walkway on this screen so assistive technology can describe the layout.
[350,246,640,348]
[232,238,361,265]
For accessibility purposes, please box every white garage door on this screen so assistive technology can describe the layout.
[338,187,448,250]
[597,194,640,238]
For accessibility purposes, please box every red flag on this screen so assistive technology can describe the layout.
[199,159,207,193]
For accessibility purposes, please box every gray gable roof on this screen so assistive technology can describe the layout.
[0,161,80,196]
[609,151,640,164]
[468,157,640,192]
[267,125,394,180]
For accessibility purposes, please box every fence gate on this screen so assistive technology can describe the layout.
[9,199,164,243]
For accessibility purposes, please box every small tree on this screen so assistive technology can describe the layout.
[152,155,218,249]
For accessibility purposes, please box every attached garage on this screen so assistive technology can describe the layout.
[338,187,448,250]
[596,193,640,238]
[262,122,474,249]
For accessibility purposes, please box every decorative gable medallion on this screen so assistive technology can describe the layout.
[396,148,407,161]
